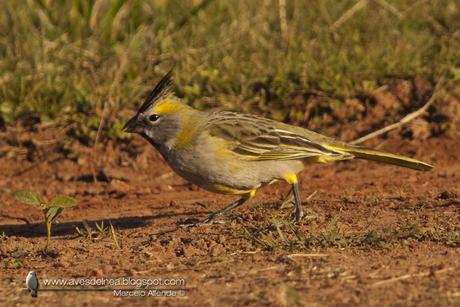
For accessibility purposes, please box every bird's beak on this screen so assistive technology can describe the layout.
[123,116,138,133]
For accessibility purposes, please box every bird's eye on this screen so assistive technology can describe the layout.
[149,114,160,122]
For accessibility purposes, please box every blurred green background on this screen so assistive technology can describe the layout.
[0,0,459,137]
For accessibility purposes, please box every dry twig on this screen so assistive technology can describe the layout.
[351,77,444,145]
[331,0,368,31]
[278,0,288,40]
[373,0,403,19]
[369,267,453,288]
[287,253,329,258]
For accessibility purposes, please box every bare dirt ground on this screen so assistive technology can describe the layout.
[0,84,459,306]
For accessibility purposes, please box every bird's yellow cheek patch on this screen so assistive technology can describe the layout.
[174,113,198,149]
[283,173,298,184]
[153,100,182,115]
[175,126,195,148]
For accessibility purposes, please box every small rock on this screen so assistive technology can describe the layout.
[110,179,130,193]
[436,191,457,200]
[410,118,431,140]
[56,259,70,268]
[90,268,104,277]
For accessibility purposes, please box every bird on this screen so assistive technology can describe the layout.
[123,69,433,226]
[25,271,39,298]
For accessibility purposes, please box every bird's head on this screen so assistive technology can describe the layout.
[123,69,192,149]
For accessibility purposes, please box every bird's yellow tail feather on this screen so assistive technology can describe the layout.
[323,145,433,171]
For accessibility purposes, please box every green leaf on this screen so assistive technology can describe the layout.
[13,190,43,207]
[48,195,77,208]
[46,207,63,223]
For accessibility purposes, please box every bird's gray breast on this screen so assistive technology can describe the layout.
[165,135,302,191]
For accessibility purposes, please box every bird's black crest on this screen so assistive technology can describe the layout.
[138,68,175,113]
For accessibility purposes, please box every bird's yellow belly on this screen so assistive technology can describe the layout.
[206,183,256,195]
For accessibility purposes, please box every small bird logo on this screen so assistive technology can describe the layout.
[25,271,39,298]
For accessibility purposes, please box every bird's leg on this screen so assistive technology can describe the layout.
[205,196,249,223]
[283,173,304,223]
[292,182,304,223]
[181,191,254,227]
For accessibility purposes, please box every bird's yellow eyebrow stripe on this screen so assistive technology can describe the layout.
[153,100,182,114]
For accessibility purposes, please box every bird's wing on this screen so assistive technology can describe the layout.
[207,112,350,161]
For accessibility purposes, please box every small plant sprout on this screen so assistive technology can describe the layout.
[75,221,108,241]
[13,190,77,248]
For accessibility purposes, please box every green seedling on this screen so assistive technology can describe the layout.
[13,190,77,248]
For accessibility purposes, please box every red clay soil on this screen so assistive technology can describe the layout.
[0,85,459,306]
[0,134,458,306]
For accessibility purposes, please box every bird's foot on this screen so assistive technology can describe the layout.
[294,208,304,225]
